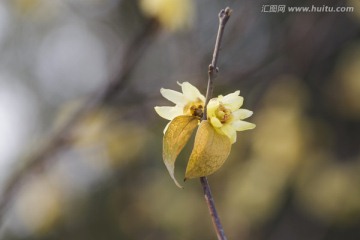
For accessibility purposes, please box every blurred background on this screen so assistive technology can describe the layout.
[0,0,360,239]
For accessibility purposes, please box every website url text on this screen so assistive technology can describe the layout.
[261,5,354,13]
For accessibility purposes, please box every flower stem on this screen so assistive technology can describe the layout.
[201,7,232,240]
[200,177,228,240]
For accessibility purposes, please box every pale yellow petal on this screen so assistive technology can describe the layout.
[230,131,237,144]
[225,97,244,111]
[154,106,183,120]
[226,96,243,111]
[210,117,223,128]
[206,98,220,117]
[220,124,237,144]
[232,109,253,120]
[221,90,240,103]
[160,88,186,105]
[232,120,256,131]
[179,82,205,102]
[221,91,243,111]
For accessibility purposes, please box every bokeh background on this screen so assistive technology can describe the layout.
[0,0,360,239]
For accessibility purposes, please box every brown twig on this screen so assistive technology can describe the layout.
[200,177,228,240]
[203,7,232,117]
[0,18,159,227]
[201,7,232,240]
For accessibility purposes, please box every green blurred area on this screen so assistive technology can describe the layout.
[1,0,360,239]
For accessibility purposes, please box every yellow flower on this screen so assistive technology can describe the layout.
[140,0,193,31]
[155,82,205,133]
[207,90,256,144]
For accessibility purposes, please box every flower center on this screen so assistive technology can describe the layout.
[190,104,204,118]
[184,101,204,118]
[215,104,232,123]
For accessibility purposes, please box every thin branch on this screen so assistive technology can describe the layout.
[203,7,232,119]
[0,18,159,227]
[200,7,232,240]
[200,177,227,240]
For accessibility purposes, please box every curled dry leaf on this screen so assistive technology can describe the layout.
[163,115,199,188]
[185,120,231,180]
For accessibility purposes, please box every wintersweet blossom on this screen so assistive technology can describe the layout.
[207,90,256,144]
[155,82,205,133]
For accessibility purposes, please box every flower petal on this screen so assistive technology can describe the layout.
[160,88,186,105]
[232,120,256,131]
[232,109,253,120]
[221,90,239,102]
[221,91,243,111]
[154,106,183,120]
[220,124,237,144]
[179,82,205,102]
[210,117,223,128]
[206,98,220,117]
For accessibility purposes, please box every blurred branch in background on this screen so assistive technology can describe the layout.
[0,15,159,228]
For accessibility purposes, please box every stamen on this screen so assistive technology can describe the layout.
[188,103,204,118]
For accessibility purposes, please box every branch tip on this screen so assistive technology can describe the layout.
[219,7,232,20]
[224,7,232,16]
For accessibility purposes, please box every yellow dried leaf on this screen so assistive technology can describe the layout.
[185,121,231,180]
[163,115,198,188]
